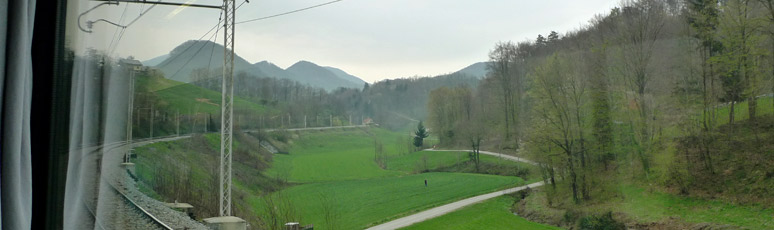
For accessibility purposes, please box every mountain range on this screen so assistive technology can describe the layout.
[144,40,489,91]
[145,40,367,91]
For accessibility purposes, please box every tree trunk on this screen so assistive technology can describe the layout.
[729,101,736,125]
[748,95,757,122]
[569,161,579,204]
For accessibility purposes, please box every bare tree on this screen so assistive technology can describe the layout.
[531,53,589,203]
[616,0,668,175]
[715,0,765,125]
[487,42,522,143]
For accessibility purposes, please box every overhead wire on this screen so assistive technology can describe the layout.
[166,29,221,79]
[235,0,344,24]
[107,4,129,54]
[206,18,222,78]
[163,0,249,79]
[109,1,161,54]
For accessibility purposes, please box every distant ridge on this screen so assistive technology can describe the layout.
[146,40,367,91]
[324,66,367,86]
[286,61,362,91]
[453,62,490,79]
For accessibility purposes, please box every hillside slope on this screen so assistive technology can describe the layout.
[286,61,362,91]
[154,40,254,83]
[453,62,489,79]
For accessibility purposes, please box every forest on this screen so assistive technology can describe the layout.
[422,0,774,219]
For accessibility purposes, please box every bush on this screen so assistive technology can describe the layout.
[578,211,625,230]
[271,130,290,143]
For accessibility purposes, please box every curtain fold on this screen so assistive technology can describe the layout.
[0,0,36,229]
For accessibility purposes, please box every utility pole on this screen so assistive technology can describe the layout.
[176,110,180,136]
[125,69,135,162]
[150,104,154,139]
[191,111,195,134]
[219,0,236,217]
[85,1,250,224]
[304,115,307,128]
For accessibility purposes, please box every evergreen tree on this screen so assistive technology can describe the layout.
[413,121,429,148]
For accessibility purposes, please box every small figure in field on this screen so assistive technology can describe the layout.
[424,179,427,187]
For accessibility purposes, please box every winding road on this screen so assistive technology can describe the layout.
[366,149,545,230]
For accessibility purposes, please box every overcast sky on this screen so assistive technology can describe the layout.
[77,0,619,82]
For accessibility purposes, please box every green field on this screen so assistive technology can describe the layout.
[402,196,561,230]
[134,125,546,229]
[265,128,408,182]
[522,183,774,229]
[258,128,538,229]
[252,173,525,230]
[386,150,467,172]
[712,96,773,126]
[386,150,542,182]
[136,75,270,115]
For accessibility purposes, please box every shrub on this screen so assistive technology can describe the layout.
[271,130,290,143]
[578,211,625,230]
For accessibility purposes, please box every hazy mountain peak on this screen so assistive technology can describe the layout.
[453,62,490,79]
[147,41,367,91]
[288,60,319,69]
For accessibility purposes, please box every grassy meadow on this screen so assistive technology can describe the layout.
[402,196,560,230]
[255,127,536,229]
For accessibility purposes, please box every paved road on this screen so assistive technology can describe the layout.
[366,149,544,230]
[367,181,545,230]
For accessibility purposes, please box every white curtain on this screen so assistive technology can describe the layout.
[0,0,36,229]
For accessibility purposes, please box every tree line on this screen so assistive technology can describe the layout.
[426,0,774,205]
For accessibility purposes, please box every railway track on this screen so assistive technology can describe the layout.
[83,181,172,230]
[77,138,181,230]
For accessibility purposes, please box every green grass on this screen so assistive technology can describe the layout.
[154,80,268,115]
[252,172,526,230]
[265,128,408,182]
[401,196,561,230]
[135,127,544,229]
[713,96,773,126]
[617,184,774,229]
[257,127,545,229]
[136,75,270,115]
[386,151,467,172]
[387,150,542,182]
[137,75,184,91]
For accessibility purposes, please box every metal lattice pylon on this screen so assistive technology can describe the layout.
[219,0,235,217]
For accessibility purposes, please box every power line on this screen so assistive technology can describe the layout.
[159,0,248,75]
[125,3,158,28]
[165,21,222,79]
[206,22,222,77]
[108,3,158,54]
[107,4,129,53]
[156,21,222,68]
[236,0,344,24]
[92,0,222,9]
